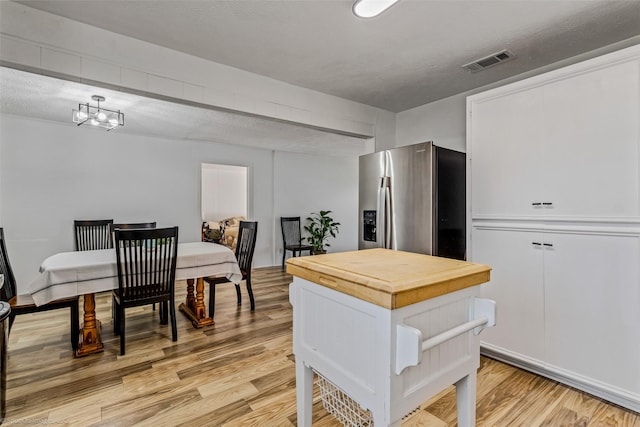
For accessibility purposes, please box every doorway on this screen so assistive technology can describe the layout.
[201,163,248,221]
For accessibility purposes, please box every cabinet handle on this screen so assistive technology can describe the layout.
[542,202,553,206]
[532,242,542,246]
[543,243,553,247]
[531,202,542,206]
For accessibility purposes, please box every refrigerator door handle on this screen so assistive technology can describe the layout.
[384,184,392,249]
[378,176,392,249]
[376,175,393,249]
[377,177,385,248]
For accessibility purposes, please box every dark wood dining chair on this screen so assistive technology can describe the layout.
[74,219,114,251]
[110,222,159,314]
[111,221,156,306]
[113,226,179,355]
[281,216,312,269]
[204,221,258,318]
[111,222,157,234]
[0,228,79,351]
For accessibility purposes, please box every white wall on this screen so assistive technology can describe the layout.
[273,151,359,265]
[372,108,397,152]
[396,95,467,152]
[396,36,640,152]
[1,114,359,292]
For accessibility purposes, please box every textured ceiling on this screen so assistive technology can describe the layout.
[13,0,640,112]
[2,1,639,156]
[0,67,371,156]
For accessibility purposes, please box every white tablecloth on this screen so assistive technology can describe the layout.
[28,242,242,306]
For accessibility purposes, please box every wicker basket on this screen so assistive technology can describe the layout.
[315,371,374,427]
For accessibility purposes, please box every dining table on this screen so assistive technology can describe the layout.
[28,242,242,357]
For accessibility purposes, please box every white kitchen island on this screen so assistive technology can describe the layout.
[287,248,493,426]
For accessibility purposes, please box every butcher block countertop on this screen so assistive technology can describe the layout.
[286,248,491,309]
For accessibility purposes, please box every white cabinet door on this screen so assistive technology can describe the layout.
[470,86,545,217]
[469,55,640,220]
[473,227,545,363]
[544,232,640,395]
[541,60,640,217]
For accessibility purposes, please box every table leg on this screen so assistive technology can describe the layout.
[185,278,196,311]
[179,277,214,328]
[455,372,477,427]
[295,360,313,427]
[75,293,104,357]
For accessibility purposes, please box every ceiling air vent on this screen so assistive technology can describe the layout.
[462,50,515,72]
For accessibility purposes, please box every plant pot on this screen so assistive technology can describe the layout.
[312,249,327,255]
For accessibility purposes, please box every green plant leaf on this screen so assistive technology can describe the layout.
[303,210,340,253]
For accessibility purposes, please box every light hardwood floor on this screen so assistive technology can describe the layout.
[5,267,639,426]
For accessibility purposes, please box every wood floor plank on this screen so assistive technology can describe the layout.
[403,410,448,427]
[121,364,182,394]
[246,382,297,412]
[5,266,639,426]
[99,387,203,423]
[177,399,255,427]
[250,366,296,393]
[476,369,553,426]
[222,386,297,426]
[196,350,294,398]
[20,383,124,425]
[540,387,603,426]
[119,392,251,427]
[589,401,640,426]
[490,379,568,426]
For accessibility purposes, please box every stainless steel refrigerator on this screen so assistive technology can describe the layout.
[358,141,466,259]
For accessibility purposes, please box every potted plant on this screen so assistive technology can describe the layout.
[304,210,340,254]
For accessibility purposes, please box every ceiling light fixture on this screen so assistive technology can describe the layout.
[352,0,400,18]
[72,95,124,130]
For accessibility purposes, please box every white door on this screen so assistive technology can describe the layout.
[473,227,545,363]
[541,59,640,218]
[543,231,640,395]
[469,86,545,218]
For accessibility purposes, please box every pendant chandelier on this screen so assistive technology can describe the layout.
[72,95,124,131]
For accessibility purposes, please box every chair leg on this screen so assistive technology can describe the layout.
[159,301,168,325]
[70,301,79,352]
[170,298,177,342]
[164,302,169,323]
[282,249,286,270]
[246,277,255,312]
[235,284,242,306]
[208,283,216,319]
[8,313,15,334]
[119,302,126,356]
[113,295,119,334]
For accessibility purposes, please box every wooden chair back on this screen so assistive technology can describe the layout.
[74,219,114,251]
[111,222,157,232]
[0,228,17,302]
[111,222,156,241]
[235,221,258,275]
[114,227,179,305]
[281,217,303,247]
